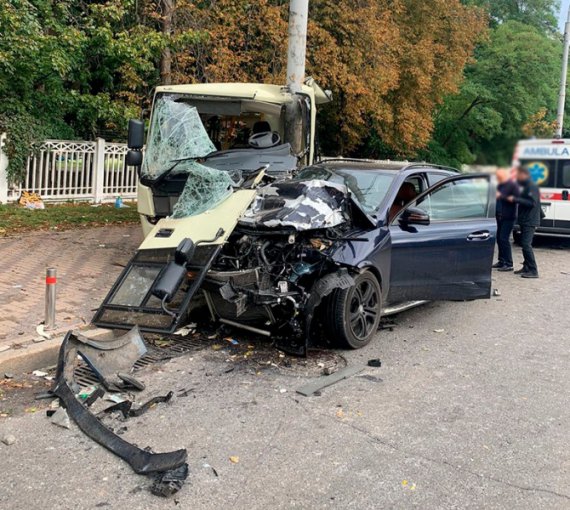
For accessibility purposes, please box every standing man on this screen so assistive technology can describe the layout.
[507,166,541,278]
[493,168,520,271]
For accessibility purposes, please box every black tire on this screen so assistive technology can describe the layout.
[513,231,522,246]
[326,271,382,349]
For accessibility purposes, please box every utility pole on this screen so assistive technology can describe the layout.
[160,0,174,85]
[556,6,570,138]
[285,0,309,158]
[286,0,309,93]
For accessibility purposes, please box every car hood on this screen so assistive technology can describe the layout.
[238,179,351,231]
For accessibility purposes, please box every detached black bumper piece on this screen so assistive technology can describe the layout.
[52,331,188,477]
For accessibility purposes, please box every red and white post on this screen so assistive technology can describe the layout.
[45,267,57,330]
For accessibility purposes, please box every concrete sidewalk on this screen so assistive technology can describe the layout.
[0,225,142,369]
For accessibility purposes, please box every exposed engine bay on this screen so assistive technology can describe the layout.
[94,173,373,355]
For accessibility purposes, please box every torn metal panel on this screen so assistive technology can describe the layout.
[139,190,257,251]
[52,331,187,476]
[240,179,349,231]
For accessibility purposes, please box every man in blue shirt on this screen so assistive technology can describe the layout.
[493,168,520,271]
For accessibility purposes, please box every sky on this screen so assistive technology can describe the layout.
[560,0,570,30]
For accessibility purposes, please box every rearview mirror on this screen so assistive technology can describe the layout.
[400,207,430,226]
[127,119,144,149]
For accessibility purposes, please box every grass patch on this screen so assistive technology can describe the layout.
[0,202,140,236]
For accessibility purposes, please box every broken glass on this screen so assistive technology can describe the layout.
[170,161,233,218]
[142,95,234,217]
[142,96,217,179]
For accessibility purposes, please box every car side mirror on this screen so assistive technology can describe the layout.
[127,119,144,149]
[126,150,143,167]
[400,207,430,226]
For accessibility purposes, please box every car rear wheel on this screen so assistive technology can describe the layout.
[326,271,382,349]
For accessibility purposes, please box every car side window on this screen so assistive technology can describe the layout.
[427,172,449,187]
[413,177,490,221]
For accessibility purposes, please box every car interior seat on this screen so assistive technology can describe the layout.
[389,182,418,221]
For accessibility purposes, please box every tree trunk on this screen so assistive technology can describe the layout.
[160,0,174,85]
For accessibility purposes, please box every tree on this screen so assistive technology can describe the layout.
[463,0,559,33]
[428,20,561,166]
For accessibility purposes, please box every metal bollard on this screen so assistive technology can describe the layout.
[45,267,57,330]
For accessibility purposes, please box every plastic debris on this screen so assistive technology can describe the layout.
[50,407,71,429]
[367,359,382,368]
[493,288,501,297]
[36,324,52,340]
[19,191,44,209]
[32,370,48,377]
[151,463,189,498]
[2,434,16,445]
[224,337,239,346]
[229,456,240,464]
[433,329,445,333]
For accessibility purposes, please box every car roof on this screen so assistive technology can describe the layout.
[317,158,459,174]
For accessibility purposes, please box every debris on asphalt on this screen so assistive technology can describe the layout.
[433,329,445,333]
[36,324,52,340]
[4,373,14,379]
[322,366,337,376]
[51,330,188,497]
[151,463,189,498]
[493,288,501,297]
[2,434,16,445]
[367,359,382,368]
[84,387,105,407]
[0,345,10,353]
[173,325,196,336]
[296,366,364,397]
[32,370,48,377]
[50,407,71,429]
[102,392,174,419]
[229,456,240,464]
[69,327,147,391]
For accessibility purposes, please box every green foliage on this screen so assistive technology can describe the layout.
[428,15,563,166]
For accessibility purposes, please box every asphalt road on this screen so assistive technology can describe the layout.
[0,238,569,509]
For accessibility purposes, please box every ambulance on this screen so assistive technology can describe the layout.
[511,138,570,239]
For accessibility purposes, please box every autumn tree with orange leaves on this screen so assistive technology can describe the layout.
[165,0,487,156]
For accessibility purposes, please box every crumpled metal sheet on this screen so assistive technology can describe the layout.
[240,179,349,231]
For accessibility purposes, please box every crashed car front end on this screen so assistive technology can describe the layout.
[199,178,377,354]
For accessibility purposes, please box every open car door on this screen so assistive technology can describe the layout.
[388,173,496,302]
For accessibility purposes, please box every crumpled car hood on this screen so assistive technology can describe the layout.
[239,179,349,231]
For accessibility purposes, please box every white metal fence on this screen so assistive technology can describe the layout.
[0,135,139,204]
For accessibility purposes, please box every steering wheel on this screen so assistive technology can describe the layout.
[248,131,281,149]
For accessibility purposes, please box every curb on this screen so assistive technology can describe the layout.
[0,336,63,375]
[0,327,111,375]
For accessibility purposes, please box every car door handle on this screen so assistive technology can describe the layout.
[467,231,491,241]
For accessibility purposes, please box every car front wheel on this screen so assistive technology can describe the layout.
[326,270,382,349]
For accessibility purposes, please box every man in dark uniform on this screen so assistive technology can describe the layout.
[493,168,520,271]
[507,166,541,278]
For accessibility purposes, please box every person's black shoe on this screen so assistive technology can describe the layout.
[492,262,505,269]
[498,266,514,272]
[521,272,539,279]
[514,267,528,275]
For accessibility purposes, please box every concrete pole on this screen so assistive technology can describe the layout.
[556,7,570,138]
[286,0,309,93]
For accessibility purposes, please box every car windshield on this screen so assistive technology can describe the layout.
[294,166,396,214]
